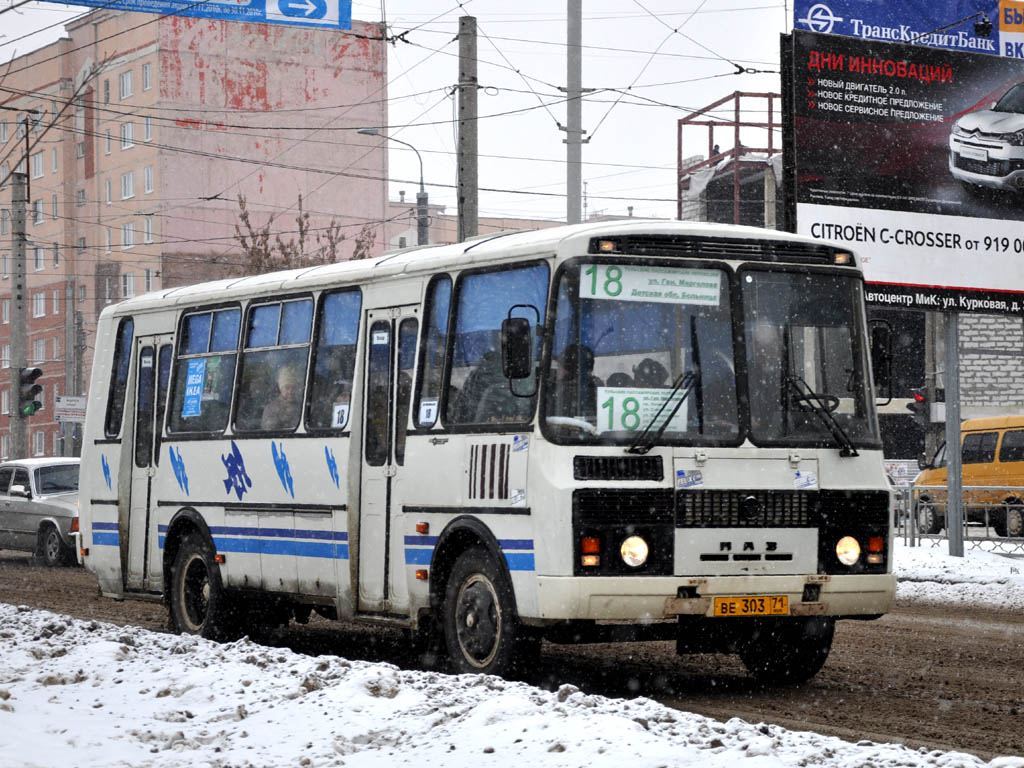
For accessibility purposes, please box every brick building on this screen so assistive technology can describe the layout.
[0,9,387,458]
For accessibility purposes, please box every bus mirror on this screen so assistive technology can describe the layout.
[500,317,533,379]
[869,320,893,403]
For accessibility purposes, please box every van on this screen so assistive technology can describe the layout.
[913,415,1024,537]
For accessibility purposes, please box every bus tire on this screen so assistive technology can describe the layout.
[169,532,237,640]
[738,617,834,685]
[996,501,1023,538]
[442,547,522,677]
[917,501,942,535]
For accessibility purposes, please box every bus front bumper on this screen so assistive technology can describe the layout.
[534,573,896,621]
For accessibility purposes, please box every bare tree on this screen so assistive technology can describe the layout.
[232,194,350,275]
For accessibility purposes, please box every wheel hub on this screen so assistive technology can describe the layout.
[455,575,501,667]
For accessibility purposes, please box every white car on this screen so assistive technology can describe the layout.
[0,458,81,567]
[949,83,1024,191]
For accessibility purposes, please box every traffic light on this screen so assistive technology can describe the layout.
[907,387,928,427]
[18,367,42,417]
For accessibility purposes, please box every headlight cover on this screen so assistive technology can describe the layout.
[997,129,1024,146]
[835,535,861,566]
[620,536,649,568]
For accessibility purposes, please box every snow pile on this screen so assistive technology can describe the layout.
[1,604,1022,768]
[894,540,1024,611]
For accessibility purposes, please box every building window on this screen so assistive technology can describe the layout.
[1,389,7,415]
[76,189,85,207]
[1,209,7,234]
[1,434,9,460]
[119,70,133,99]
[76,142,84,158]
[0,121,6,142]
[52,244,59,267]
[51,194,57,220]
[143,165,154,193]
[53,336,60,361]
[142,62,151,91]
[52,289,59,315]
[79,285,86,302]
[1,300,8,324]
[0,162,8,187]
[122,272,135,298]
[144,215,154,243]
[105,178,111,205]
[2,344,9,368]
[77,237,86,251]
[51,148,57,172]
[32,199,43,224]
[144,268,153,292]
[32,431,44,457]
[122,221,135,249]
[1,251,7,278]
[32,293,46,318]
[33,338,46,365]
[144,115,152,142]
[120,122,134,149]
[34,246,44,271]
[105,227,112,253]
[103,79,110,103]
[31,151,44,179]
[105,130,111,155]
[105,277,113,304]
[121,171,134,199]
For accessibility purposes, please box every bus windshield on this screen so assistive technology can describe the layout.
[542,261,879,449]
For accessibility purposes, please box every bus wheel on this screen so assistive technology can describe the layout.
[443,547,520,676]
[917,502,942,535]
[738,617,834,685]
[996,501,1023,538]
[170,533,236,640]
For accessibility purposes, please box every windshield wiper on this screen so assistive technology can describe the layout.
[626,371,699,455]
[785,376,859,457]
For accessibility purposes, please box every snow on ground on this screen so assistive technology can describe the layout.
[1,543,1022,768]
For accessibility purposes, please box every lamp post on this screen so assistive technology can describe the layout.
[359,127,428,246]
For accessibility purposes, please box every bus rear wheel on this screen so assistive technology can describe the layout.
[170,533,237,640]
[996,501,1024,538]
[916,501,943,535]
[442,547,523,677]
[738,617,834,685]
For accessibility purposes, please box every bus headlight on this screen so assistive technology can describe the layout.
[835,536,861,566]
[620,536,649,568]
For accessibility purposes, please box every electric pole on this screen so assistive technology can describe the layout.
[10,172,29,458]
[457,16,478,242]
[566,0,583,224]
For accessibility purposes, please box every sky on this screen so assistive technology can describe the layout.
[0,0,791,223]
[1,540,1023,767]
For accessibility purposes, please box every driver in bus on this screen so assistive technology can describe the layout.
[261,364,303,431]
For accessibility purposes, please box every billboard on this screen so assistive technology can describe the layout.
[33,0,352,30]
[793,1,1007,57]
[789,29,1024,314]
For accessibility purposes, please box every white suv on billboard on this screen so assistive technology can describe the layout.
[950,83,1024,191]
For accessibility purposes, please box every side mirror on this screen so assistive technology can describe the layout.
[917,452,929,471]
[500,317,532,379]
[9,484,30,498]
[869,320,893,403]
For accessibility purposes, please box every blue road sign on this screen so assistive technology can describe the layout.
[34,0,351,30]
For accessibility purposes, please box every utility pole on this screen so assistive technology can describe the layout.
[10,172,29,459]
[457,16,478,242]
[566,0,583,224]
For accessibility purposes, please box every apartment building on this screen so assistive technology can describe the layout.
[0,9,387,458]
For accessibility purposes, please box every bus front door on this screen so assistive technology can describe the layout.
[125,337,173,591]
[358,306,418,614]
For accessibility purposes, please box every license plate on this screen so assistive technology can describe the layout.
[713,595,789,617]
[959,146,988,162]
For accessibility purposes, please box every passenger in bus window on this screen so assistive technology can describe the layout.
[549,345,600,419]
[261,364,303,431]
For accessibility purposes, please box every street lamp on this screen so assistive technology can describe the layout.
[358,127,428,246]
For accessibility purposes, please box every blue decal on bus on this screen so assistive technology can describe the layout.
[169,446,189,495]
[325,446,340,488]
[272,441,295,498]
[221,441,252,500]
[402,538,536,571]
[92,521,119,546]
[101,454,111,491]
[156,524,348,559]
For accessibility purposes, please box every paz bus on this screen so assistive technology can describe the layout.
[79,220,895,684]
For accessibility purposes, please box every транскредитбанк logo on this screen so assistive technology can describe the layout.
[798,3,844,34]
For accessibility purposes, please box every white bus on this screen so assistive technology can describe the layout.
[79,220,895,684]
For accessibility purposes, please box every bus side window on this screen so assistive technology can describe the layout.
[307,290,361,431]
[446,262,549,427]
[168,308,240,434]
[234,298,313,433]
[414,275,450,428]
[104,317,134,438]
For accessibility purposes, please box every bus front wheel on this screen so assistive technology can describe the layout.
[170,533,237,640]
[738,617,834,685]
[442,547,523,676]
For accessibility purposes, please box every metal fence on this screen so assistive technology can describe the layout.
[895,484,1024,554]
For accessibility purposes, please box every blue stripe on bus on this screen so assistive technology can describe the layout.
[213,536,349,560]
[403,539,536,571]
[403,535,439,546]
[404,548,433,565]
[93,522,119,531]
[498,538,533,551]
[157,523,347,542]
[92,532,119,546]
[504,552,535,571]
